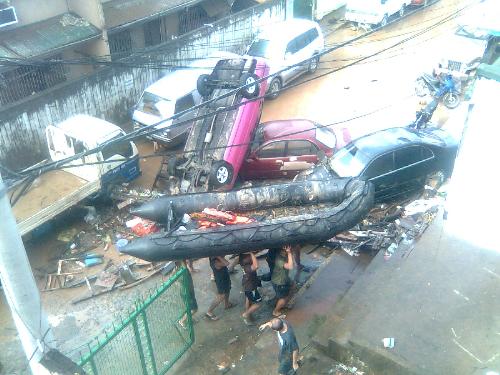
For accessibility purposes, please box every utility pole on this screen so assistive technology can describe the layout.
[0,172,53,374]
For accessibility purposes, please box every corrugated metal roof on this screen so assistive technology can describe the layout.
[0,13,101,59]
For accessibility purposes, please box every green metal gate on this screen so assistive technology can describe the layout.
[78,267,194,375]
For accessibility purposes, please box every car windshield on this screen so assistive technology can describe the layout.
[248,39,275,59]
[328,145,370,177]
[316,127,336,149]
[137,92,173,117]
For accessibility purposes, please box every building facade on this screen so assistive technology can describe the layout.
[0,0,254,107]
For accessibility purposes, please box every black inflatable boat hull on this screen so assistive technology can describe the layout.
[130,178,352,222]
[122,179,374,261]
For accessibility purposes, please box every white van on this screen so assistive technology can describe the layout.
[132,52,237,147]
[245,18,325,99]
[345,0,411,27]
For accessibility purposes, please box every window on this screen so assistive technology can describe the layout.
[0,56,68,106]
[294,34,308,51]
[305,28,319,44]
[364,153,394,179]
[395,146,421,170]
[257,141,286,158]
[287,140,317,156]
[109,30,133,58]
[329,145,370,177]
[286,38,299,54]
[175,94,195,114]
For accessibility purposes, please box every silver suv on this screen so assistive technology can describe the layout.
[245,18,325,99]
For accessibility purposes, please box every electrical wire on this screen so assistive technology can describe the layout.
[0,0,473,71]
[9,0,477,181]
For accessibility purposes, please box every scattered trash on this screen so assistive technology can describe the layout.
[116,238,129,252]
[382,337,395,349]
[126,217,159,236]
[227,336,239,345]
[327,193,442,260]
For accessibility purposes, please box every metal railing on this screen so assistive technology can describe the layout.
[78,267,194,375]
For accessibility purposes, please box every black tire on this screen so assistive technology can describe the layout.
[267,78,282,100]
[210,161,234,187]
[443,92,460,109]
[308,55,319,74]
[380,14,388,27]
[197,74,213,97]
[240,73,260,99]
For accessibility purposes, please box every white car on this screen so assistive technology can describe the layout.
[345,0,412,27]
[245,18,325,99]
[132,51,238,147]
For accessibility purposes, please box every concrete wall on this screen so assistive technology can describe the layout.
[9,0,68,26]
[0,0,286,170]
[67,0,105,29]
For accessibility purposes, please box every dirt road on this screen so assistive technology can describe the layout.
[262,0,469,137]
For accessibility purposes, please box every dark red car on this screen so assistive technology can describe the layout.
[240,119,351,180]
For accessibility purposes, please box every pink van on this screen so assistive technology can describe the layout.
[169,58,269,193]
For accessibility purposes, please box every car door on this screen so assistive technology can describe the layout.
[283,140,319,177]
[362,152,396,201]
[393,145,435,194]
[282,37,302,84]
[243,140,288,179]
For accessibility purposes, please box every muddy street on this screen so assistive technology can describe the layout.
[261,0,468,134]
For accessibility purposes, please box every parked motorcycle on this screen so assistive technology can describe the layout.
[415,73,461,109]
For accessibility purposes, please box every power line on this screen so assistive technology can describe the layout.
[11,0,476,180]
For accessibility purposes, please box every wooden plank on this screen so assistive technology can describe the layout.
[8,170,100,235]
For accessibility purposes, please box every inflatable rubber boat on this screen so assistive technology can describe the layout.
[121,178,374,261]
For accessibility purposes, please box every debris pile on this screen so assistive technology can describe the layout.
[38,202,175,302]
[327,193,442,259]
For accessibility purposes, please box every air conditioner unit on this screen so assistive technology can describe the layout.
[0,6,18,28]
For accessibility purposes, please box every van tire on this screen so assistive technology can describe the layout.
[240,73,260,99]
[308,55,319,74]
[267,78,282,100]
[197,74,213,97]
[210,161,233,187]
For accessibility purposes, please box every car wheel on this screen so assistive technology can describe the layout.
[380,14,388,27]
[399,4,406,17]
[308,55,319,74]
[443,92,460,109]
[240,73,260,99]
[267,78,282,100]
[210,161,234,187]
[197,74,213,97]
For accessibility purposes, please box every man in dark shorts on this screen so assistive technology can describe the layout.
[271,245,294,317]
[259,318,300,374]
[206,256,234,320]
[240,252,262,325]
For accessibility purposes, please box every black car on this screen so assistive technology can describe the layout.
[296,127,459,201]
